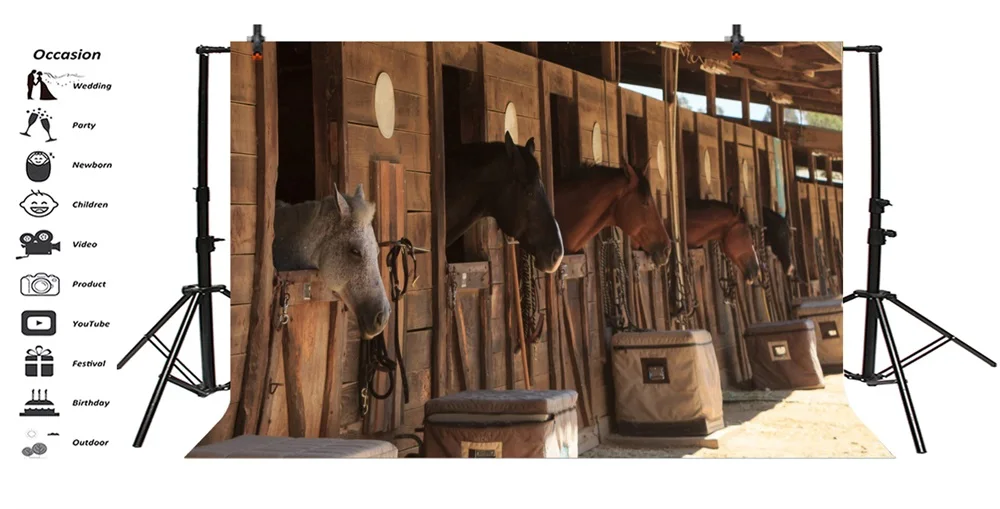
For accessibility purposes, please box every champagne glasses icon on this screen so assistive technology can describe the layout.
[41,117,56,142]
[20,110,39,137]
[20,109,55,142]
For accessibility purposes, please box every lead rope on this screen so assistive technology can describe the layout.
[358,238,417,417]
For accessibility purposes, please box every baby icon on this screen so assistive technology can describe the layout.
[20,191,59,218]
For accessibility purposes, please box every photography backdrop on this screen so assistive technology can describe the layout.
[1,2,997,509]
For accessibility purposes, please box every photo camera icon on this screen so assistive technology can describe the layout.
[21,273,60,296]
[18,230,60,260]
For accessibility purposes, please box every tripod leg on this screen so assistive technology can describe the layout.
[874,299,927,454]
[132,294,201,448]
[118,293,195,369]
[886,296,996,367]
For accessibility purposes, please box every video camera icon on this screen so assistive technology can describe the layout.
[21,273,60,296]
[17,230,60,260]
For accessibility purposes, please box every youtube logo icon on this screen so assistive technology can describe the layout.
[22,310,56,336]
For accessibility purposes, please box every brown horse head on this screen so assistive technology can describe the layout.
[721,214,761,284]
[686,199,761,284]
[614,160,670,266]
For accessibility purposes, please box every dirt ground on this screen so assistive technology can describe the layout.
[582,374,893,458]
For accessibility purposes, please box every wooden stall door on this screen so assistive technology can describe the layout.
[257,271,346,439]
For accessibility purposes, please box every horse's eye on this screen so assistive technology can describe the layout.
[350,247,362,258]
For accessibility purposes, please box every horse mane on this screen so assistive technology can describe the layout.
[688,198,748,222]
[557,161,652,199]
[275,188,376,226]
[446,140,541,182]
[345,191,376,225]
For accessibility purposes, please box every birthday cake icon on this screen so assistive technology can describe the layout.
[20,389,59,417]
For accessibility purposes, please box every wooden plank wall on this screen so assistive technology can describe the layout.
[480,44,542,394]
[336,42,434,442]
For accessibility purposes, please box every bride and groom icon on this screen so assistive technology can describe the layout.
[27,70,57,100]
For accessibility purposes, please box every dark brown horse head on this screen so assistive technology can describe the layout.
[444,133,564,273]
[722,209,761,284]
[493,133,564,272]
[763,207,795,276]
[614,160,671,266]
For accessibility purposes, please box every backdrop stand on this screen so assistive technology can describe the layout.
[842,45,996,454]
[118,25,264,447]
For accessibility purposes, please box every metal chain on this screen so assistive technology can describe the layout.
[749,223,771,291]
[273,281,290,330]
[711,241,738,306]
[516,243,542,343]
[599,229,631,331]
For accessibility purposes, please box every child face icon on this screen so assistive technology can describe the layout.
[20,191,58,218]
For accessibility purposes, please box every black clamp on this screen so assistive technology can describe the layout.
[845,45,883,53]
[726,24,744,60]
[869,198,892,213]
[196,235,225,254]
[249,24,264,61]
[868,228,896,245]
[195,186,210,203]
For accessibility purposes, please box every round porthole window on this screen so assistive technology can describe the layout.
[656,140,667,187]
[504,102,519,143]
[374,72,395,139]
[702,149,712,188]
[593,123,603,163]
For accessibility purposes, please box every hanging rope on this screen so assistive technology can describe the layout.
[358,238,420,417]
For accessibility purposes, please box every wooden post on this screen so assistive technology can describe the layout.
[234,41,279,438]
[428,42,449,398]
[740,78,751,127]
[600,42,619,82]
[772,102,784,139]
[705,73,717,117]
[521,42,539,57]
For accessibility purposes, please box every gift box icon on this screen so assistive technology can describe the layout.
[25,346,54,377]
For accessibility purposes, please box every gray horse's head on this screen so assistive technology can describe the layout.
[317,184,391,339]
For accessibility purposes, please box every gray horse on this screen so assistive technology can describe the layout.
[273,184,391,339]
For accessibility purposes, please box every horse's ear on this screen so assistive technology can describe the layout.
[353,183,365,201]
[640,158,652,179]
[622,160,637,184]
[504,131,517,159]
[524,137,535,155]
[332,184,351,217]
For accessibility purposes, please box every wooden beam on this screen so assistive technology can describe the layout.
[686,43,834,74]
[428,43,449,399]
[521,42,539,57]
[773,103,784,139]
[600,42,619,81]
[740,78,751,127]
[705,73,717,116]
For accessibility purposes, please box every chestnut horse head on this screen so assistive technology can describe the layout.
[685,199,762,284]
[554,159,671,266]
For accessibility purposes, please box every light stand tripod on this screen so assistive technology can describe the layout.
[117,36,251,447]
[842,45,996,454]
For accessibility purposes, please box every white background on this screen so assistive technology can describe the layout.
[1,2,997,509]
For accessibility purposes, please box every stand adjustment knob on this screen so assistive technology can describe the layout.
[870,198,892,213]
[884,230,896,238]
